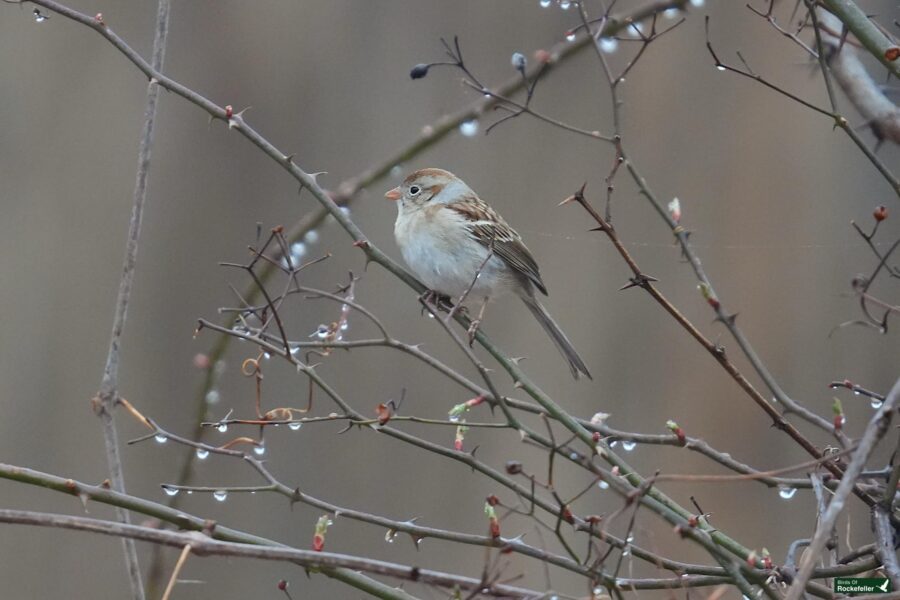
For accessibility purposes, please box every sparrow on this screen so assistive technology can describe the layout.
[385,168,591,379]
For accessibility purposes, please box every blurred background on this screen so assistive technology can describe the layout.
[1,0,899,598]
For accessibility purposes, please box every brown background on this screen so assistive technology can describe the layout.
[1,1,898,598]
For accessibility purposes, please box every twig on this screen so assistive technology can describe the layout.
[91,2,170,598]
[160,545,191,600]
[784,376,900,600]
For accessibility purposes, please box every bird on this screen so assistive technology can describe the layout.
[384,168,591,380]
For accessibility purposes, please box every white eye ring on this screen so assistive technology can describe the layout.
[409,185,421,196]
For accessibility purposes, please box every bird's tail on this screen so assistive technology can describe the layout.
[520,295,592,380]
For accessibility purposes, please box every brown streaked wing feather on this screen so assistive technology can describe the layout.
[447,198,548,295]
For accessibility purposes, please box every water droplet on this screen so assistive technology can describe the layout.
[449,414,460,423]
[690,0,704,6]
[459,120,479,137]
[663,8,681,19]
[340,322,349,331]
[778,486,797,500]
[872,397,884,409]
[314,324,330,339]
[390,164,404,179]
[162,485,179,497]
[217,423,228,433]
[339,206,351,216]
[623,440,636,452]
[213,490,228,502]
[853,390,861,396]
[253,445,266,456]
[154,434,167,444]
[569,451,579,460]
[196,448,209,460]
[205,390,220,404]
[716,65,726,71]
[540,0,551,7]
[186,490,193,495]
[304,230,319,244]
[626,534,634,543]
[622,547,631,556]
[559,0,571,9]
[289,421,303,431]
[263,352,271,360]
[597,480,610,490]
[290,242,307,261]
[33,9,49,22]
[627,22,644,37]
[600,38,618,53]
[609,439,618,448]
[385,529,397,543]
[290,344,300,355]
[565,31,576,42]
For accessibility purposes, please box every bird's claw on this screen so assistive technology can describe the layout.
[466,319,481,346]
[420,289,454,314]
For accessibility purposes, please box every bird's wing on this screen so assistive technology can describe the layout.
[447,197,548,295]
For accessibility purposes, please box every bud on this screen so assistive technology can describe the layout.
[278,580,288,591]
[666,420,686,445]
[885,47,900,61]
[511,52,527,72]
[312,515,332,552]
[410,64,430,79]
[874,205,888,222]
[667,197,682,223]
[486,494,500,506]
[505,461,522,475]
[534,49,552,64]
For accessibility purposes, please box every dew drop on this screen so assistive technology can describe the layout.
[289,421,303,431]
[778,486,797,500]
[597,480,610,490]
[459,120,479,137]
[853,390,861,396]
[609,439,618,448]
[626,534,634,543]
[254,445,266,456]
[33,9,49,22]
[217,424,228,433]
[290,242,307,260]
[339,206,351,216]
[599,38,618,53]
[559,0,571,9]
[716,65,726,71]
[449,415,460,423]
[162,485,179,497]
[213,490,228,502]
[263,352,271,360]
[569,451,579,460]
[872,397,884,409]
[196,448,209,460]
[304,230,319,244]
[540,0,551,6]
[385,529,398,543]
[205,390,220,404]
[690,0,704,6]
[290,344,300,355]
[623,440,637,452]
[154,434,167,444]
[565,31,577,42]
[663,8,681,19]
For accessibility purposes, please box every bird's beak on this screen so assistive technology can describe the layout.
[384,187,402,201]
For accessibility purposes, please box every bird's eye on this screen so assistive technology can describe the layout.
[409,185,421,196]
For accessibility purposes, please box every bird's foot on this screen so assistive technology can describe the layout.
[466,319,482,346]
[420,289,454,315]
